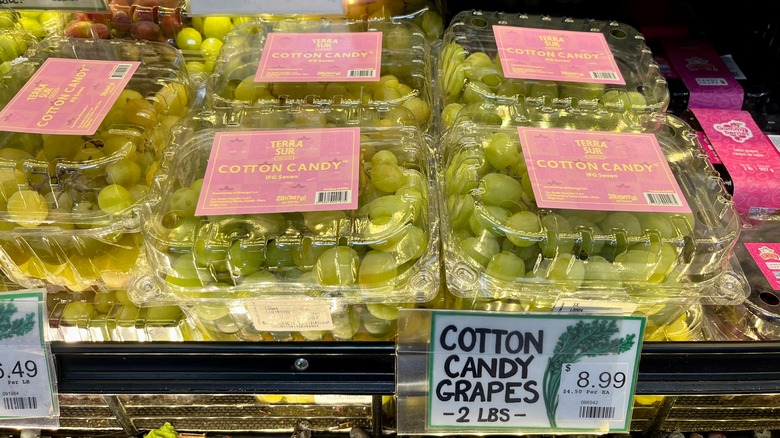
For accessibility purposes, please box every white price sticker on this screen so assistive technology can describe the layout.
[555,362,630,430]
[553,299,638,315]
[0,0,108,10]
[0,292,57,421]
[246,298,334,331]
[188,0,345,16]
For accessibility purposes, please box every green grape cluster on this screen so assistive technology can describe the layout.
[49,289,194,341]
[444,129,695,291]
[438,41,654,127]
[151,126,431,300]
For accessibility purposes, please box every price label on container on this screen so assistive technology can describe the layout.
[401,311,644,434]
[187,0,346,16]
[0,291,57,421]
[0,0,108,11]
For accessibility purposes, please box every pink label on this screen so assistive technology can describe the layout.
[691,108,780,217]
[255,32,382,83]
[195,128,361,216]
[663,39,744,110]
[493,25,625,85]
[745,242,780,290]
[0,59,140,135]
[697,131,722,164]
[519,127,691,213]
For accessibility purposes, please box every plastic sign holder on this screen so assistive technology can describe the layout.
[0,291,59,429]
[396,309,645,435]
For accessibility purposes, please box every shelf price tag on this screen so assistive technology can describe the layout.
[187,0,346,16]
[0,291,58,426]
[0,0,108,11]
[396,310,644,435]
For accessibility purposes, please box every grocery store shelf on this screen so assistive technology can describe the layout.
[51,341,780,396]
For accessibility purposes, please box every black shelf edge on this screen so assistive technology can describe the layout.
[50,341,780,395]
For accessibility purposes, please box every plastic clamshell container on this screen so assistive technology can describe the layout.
[207,19,433,128]
[133,103,439,306]
[440,107,744,306]
[438,10,669,124]
[46,289,200,342]
[183,300,414,342]
[345,0,445,40]
[0,37,194,290]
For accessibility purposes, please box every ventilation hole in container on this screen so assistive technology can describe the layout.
[681,234,694,264]
[470,18,488,28]
[760,291,780,306]
[609,28,628,39]
[662,124,677,137]
[696,209,719,227]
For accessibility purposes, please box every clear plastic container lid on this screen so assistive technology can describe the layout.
[207,19,433,127]
[440,106,744,305]
[345,0,445,40]
[438,10,669,125]
[0,11,37,69]
[61,1,187,45]
[132,103,439,306]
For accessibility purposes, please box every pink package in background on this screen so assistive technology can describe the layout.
[255,32,382,82]
[195,128,361,216]
[662,39,744,110]
[692,108,780,218]
[493,25,625,85]
[519,127,691,214]
[0,59,140,135]
[745,242,780,290]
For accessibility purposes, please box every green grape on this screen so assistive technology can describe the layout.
[599,211,642,236]
[366,194,411,220]
[42,135,83,160]
[358,250,398,286]
[165,253,204,287]
[543,253,585,291]
[505,211,542,247]
[94,291,118,314]
[293,239,331,270]
[583,255,622,285]
[106,158,142,187]
[366,302,411,321]
[567,216,605,255]
[303,210,345,234]
[464,52,493,81]
[371,163,406,193]
[60,301,95,326]
[146,305,184,323]
[243,270,277,284]
[314,246,360,286]
[528,82,559,101]
[560,209,608,224]
[7,189,48,227]
[520,172,536,203]
[381,225,427,265]
[192,303,230,321]
[469,205,511,237]
[97,184,133,214]
[600,90,647,110]
[372,150,398,166]
[244,213,286,236]
[123,98,159,129]
[560,82,605,102]
[193,237,229,270]
[175,26,202,50]
[637,213,676,239]
[0,167,24,204]
[540,213,575,258]
[169,186,198,216]
[441,103,464,128]
[516,242,542,265]
[202,16,234,40]
[331,306,360,340]
[486,251,526,282]
[462,81,492,104]
[484,132,520,170]
[229,240,265,276]
[460,232,500,267]
[265,239,296,268]
[616,242,678,283]
[234,76,272,102]
[401,97,431,125]
[190,178,205,193]
[128,184,150,203]
[448,194,475,230]
[479,173,522,208]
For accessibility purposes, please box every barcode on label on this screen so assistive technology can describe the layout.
[696,78,728,86]
[347,69,376,77]
[644,192,682,206]
[110,63,133,80]
[315,190,351,204]
[589,71,619,80]
[579,405,615,419]
[3,397,37,410]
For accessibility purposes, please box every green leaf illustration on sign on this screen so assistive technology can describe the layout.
[542,319,635,428]
[0,302,35,341]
